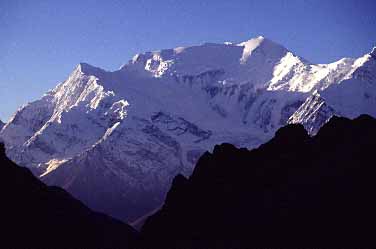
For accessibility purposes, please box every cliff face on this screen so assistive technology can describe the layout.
[0,143,138,249]
[141,115,376,248]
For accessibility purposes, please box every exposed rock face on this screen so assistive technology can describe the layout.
[288,91,337,134]
[0,143,138,249]
[142,115,376,248]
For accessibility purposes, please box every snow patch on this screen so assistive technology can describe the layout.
[238,36,264,64]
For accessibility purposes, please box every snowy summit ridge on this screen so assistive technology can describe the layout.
[1,36,375,222]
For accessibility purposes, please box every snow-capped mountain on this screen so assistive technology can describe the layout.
[288,47,376,133]
[1,36,375,222]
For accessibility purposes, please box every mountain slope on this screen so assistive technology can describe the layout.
[0,119,4,130]
[0,143,138,249]
[289,47,376,133]
[1,36,375,222]
[141,115,376,248]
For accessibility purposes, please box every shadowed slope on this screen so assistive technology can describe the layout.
[142,115,376,248]
[0,143,138,249]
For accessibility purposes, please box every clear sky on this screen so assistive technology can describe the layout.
[1,0,375,121]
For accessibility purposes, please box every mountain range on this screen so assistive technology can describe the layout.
[1,36,375,222]
[141,115,376,248]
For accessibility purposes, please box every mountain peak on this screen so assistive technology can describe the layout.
[238,35,288,64]
[238,35,286,47]
[239,35,265,43]
[75,62,106,76]
[238,35,264,46]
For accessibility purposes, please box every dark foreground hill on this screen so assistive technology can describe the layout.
[2,114,376,249]
[141,115,376,248]
[0,143,138,249]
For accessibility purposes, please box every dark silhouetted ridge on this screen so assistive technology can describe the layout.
[141,115,376,249]
[0,143,138,249]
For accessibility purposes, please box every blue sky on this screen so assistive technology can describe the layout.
[1,0,375,121]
